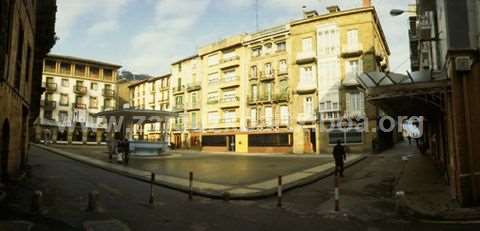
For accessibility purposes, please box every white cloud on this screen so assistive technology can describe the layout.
[127,0,211,74]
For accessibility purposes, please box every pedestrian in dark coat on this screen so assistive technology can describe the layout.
[333,140,347,177]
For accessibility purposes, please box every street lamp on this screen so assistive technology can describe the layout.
[390,9,416,16]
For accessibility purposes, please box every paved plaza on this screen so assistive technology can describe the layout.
[39,144,364,198]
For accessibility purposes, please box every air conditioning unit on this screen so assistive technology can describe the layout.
[455,56,473,71]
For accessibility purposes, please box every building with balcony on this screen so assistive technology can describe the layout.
[121,1,389,154]
[0,0,57,181]
[36,54,121,144]
[128,74,171,142]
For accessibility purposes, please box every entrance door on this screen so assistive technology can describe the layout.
[310,128,317,153]
[227,135,236,152]
[1,120,10,182]
[174,134,181,149]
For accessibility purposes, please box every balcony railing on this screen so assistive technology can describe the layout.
[173,124,184,131]
[188,102,201,110]
[187,82,201,92]
[43,100,56,111]
[296,81,316,94]
[74,85,87,95]
[173,86,185,95]
[173,104,185,112]
[102,105,115,111]
[222,55,240,63]
[260,70,275,81]
[207,99,219,105]
[73,102,87,109]
[274,91,289,101]
[220,97,240,108]
[277,68,288,76]
[103,88,115,98]
[296,50,316,64]
[247,118,290,128]
[249,72,258,80]
[45,82,57,92]
[219,118,240,127]
[341,44,363,58]
[297,113,317,124]
[221,76,240,88]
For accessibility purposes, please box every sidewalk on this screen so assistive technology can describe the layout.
[32,144,366,200]
[395,143,480,221]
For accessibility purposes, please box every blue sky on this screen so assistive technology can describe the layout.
[53,0,414,75]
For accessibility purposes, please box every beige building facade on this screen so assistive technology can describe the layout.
[35,54,121,144]
[129,2,390,154]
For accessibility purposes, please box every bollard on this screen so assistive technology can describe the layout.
[189,172,193,200]
[87,191,99,212]
[31,190,43,213]
[277,176,283,207]
[395,191,405,213]
[334,176,340,212]
[149,172,156,205]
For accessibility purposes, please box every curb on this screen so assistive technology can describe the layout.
[32,144,367,200]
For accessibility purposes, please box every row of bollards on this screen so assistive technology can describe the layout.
[30,172,339,212]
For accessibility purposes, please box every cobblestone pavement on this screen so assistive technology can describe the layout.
[2,144,480,230]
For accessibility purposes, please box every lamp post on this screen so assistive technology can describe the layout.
[390,9,416,16]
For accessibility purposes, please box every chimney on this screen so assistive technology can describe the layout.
[363,0,372,7]
[326,5,340,13]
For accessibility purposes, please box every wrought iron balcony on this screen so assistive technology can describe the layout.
[45,82,57,92]
[173,86,185,95]
[260,70,275,81]
[274,91,289,101]
[220,97,240,108]
[220,76,240,88]
[173,104,185,112]
[103,88,115,98]
[102,105,115,111]
[341,44,363,58]
[249,72,259,80]
[43,100,56,111]
[187,82,201,92]
[74,85,87,95]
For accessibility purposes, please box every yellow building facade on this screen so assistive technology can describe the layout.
[130,4,390,154]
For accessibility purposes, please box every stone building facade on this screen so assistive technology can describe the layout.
[0,0,57,181]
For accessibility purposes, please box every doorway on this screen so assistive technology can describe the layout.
[1,119,10,182]
[227,135,236,152]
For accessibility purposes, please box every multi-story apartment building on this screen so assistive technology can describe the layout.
[0,0,57,181]
[129,74,171,141]
[36,54,121,144]
[128,1,389,154]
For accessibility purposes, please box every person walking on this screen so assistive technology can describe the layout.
[333,140,347,177]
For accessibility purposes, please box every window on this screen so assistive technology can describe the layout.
[45,93,54,101]
[346,60,361,78]
[223,69,237,82]
[222,49,236,61]
[264,43,273,55]
[44,110,53,120]
[252,47,262,57]
[250,65,258,77]
[265,107,273,127]
[329,129,363,144]
[279,59,287,74]
[276,41,286,52]
[175,95,183,105]
[75,64,86,76]
[250,108,257,127]
[346,92,364,114]
[103,69,113,80]
[264,63,273,75]
[202,135,226,146]
[14,24,24,90]
[300,66,313,83]
[318,27,339,56]
[207,54,220,66]
[304,96,313,116]
[60,62,71,75]
[249,133,292,146]
[60,94,69,106]
[44,60,56,72]
[223,110,237,123]
[251,85,258,100]
[222,90,237,102]
[302,37,313,51]
[207,92,218,104]
[280,105,289,126]
[347,30,359,51]
[208,111,220,125]
[89,97,98,109]
[104,99,113,108]
[264,82,273,100]
[191,112,198,129]
[208,73,220,85]
[90,82,98,90]
[279,80,288,94]
[90,67,99,78]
